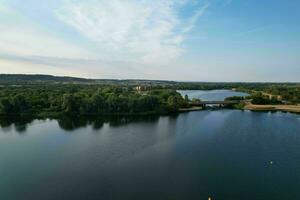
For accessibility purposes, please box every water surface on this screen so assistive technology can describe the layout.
[178,89,249,101]
[1,110,300,200]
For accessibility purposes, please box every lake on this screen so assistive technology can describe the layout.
[178,89,249,101]
[1,91,300,200]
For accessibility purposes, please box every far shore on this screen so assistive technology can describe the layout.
[179,106,203,112]
[179,102,300,115]
[243,103,300,114]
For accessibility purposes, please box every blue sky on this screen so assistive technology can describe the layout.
[0,0,299,81]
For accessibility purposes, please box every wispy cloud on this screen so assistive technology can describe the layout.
[0,3,95,59]
[182,2,210,33]
[0,53,153,79]
[234,25,272,37]
[0,0,209,79]
[56,0,208,65]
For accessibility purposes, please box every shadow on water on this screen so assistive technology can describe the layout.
[0,116,35,134]
[0,114,181,133]
[56,115,165,131]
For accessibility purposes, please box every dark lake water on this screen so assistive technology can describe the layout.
[1,110,300,200]
[1,89,300,200]
[178,89,249,101]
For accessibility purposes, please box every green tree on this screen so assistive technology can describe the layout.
[184,94,189,102]
[62,94,77,113]
[167,95,183,111]
[12,94,31,113]
[91,93,105,114]
[0,98,13,114]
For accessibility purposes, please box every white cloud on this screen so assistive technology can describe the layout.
[0,0,209,78]
[183,3,209,33]
[0,54,151,79]
[0,26,96,59]
[0,3,96,60]
[0,59,79,77]
[56,0,207,65]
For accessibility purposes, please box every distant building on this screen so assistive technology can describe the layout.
[134,86,142,92]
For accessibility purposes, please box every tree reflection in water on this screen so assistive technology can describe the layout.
[0,114,180,133]
[0,116,34,134]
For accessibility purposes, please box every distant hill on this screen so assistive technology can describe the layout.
[0,74,177,86]
[1,74,298,88]
[0,74,95,84]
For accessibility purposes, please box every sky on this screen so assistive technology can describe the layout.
[0,0,299,82]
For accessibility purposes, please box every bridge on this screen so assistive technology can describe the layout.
[189,100,242,108]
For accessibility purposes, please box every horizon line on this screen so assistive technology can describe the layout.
[1,73,300,84]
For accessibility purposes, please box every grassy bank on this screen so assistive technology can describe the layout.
[243,103,300,114]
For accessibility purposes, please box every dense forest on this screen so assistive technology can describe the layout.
[1,74,299,103]
[0,85,188,116]
[0,75,299,117]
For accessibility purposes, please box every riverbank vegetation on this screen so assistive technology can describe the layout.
[0,85,188,117]
[1,75,299,104]
[250,93,282,105]
[225,92,300,113]
[0,74,299,116]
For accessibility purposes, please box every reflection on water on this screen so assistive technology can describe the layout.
[0,90,248,134]
[0,115,174,133]
[1,111,300,200]
[0,116,34,133]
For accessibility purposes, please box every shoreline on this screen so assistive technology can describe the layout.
[1,103,300,119]
[243,103,300,114]
[179,106,203,112]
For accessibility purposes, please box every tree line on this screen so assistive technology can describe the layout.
[1,75,299,104]
[0,85,188,116]
[225,93,283,105]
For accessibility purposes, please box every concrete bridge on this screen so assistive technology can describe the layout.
[189,100,242,108]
